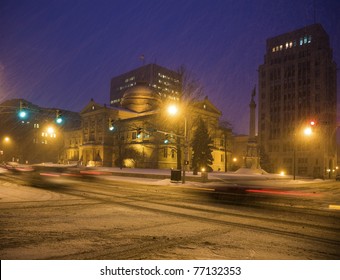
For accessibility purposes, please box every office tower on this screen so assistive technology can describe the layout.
[258,24,337,178]
[110,63,182,106]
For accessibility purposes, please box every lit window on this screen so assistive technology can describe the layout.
[289,42,293,48]
[279,45,283,50]
[285,42,289,49]
[304,36,307,44]
[308,35,312,43]
[300,38,303,45]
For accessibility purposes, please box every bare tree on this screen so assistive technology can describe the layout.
[177,65,205,102]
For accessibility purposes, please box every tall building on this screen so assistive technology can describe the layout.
[110,63,182,106]
[258,24,337,178]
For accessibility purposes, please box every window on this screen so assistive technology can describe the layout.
[163,148,168,158]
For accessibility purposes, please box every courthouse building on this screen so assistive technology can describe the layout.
[63,83,232,171]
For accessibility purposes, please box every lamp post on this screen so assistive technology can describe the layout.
[224,133,229,173]
[1,136,11,163]
[167,104,188,184]
[293,124,313,180]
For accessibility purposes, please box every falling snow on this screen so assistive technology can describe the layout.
[0,0,339,135]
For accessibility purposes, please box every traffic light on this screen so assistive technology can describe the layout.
[163,134,175,144]
[18,101,28,120]
[109,118,115,131]
[164,134,170,144]
[137,127,142,138]
[55,110,63,124]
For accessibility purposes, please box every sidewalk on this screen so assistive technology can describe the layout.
[96,166,293,182]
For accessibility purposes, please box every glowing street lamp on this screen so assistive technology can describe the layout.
[293,125,313,180]
[304,126,312,136]
[42,126,56,139]
[167,104,179,116]
[167,104,188,184]
[47,127,55,135]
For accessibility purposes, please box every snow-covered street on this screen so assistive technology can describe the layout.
[1,168,340,260]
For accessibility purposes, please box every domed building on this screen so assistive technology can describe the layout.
[62,74,230,171]
[120,82,161,113]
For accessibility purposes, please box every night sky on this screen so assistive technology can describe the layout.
[1,0,339,134]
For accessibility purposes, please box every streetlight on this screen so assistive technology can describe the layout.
[167,104,188,184]
[1,136,12,162]
[167,105,178,116]
[293,125,313,180]
[304,127,312,136]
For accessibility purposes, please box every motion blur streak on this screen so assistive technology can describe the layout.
[329,205,340,210]
[246,189,320,197]
[39,173,60,177]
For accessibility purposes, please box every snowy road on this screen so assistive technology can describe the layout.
[1,174,340,259]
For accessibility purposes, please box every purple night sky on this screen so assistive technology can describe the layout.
[1,0,339,134]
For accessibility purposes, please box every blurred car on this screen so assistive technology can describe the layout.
[3,162,34,173]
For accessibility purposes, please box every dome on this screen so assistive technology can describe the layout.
[121,84,161,113]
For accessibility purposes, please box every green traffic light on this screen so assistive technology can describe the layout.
[55,110,63,124]
[19,110,27,119]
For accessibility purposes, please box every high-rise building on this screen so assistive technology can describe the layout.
[258,24,337,178]
[110,63,182,106]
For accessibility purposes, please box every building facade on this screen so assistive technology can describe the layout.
[62,86,231,171]
[258,24,337,178]
[0,99,81,164]
[110,64,182,107]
